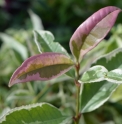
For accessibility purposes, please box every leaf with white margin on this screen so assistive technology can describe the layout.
[34,30,69,57]
[80,81,118,113]
[0,103,72,124]
[80,65,108,83]
[105,69,122,83]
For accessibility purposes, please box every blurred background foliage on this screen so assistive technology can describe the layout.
[1,0,122,124]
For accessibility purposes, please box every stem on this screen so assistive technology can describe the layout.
[74,63,81,124]
[75,85,80,124]
[76,86,80,116]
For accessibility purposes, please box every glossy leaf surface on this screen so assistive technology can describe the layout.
[0,103,72,124]
[34,30,69,57]
[70,6,121,62]
[9,52,73,87]
[80,81,117,113]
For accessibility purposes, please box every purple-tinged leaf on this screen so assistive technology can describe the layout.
[70,6,121,62]
[9,52,74,87]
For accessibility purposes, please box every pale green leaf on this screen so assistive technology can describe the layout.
[29,10,44,30]
[81,65,108,83]
[0,33,28,60]
[0,103,72,124]
[33,30,70,57]
[105,69,122,83]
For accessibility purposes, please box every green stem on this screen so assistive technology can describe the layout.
[74,63,81,124]
[75,85,80,124]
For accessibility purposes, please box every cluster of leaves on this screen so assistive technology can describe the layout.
[1,6,122,124]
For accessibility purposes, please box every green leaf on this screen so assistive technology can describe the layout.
[110,84,122,102]
[80,81,118,113]
[92,48,122,71]
[80,48,122,113]
[0,33,28,60]
[65,68,75,78]
[0,103,72,124]
[106,69,122,83]
[34,30,70,57]
[81,65,108,83]
[80,65,122,84]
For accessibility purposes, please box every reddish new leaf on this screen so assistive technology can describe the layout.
[70,6,121,62]
[9,52,74,87]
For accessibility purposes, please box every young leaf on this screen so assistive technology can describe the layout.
[34,30,70,57]
[70,6,121,62]
[0,103,72,124]
[81,65,108,83]
[80,81,118,113]
[9,52,74,87]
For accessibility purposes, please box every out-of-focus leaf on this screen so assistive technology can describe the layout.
[0,33,28,60]
[29,10,44,30]
[9,52,74,87]
[81,65,108,83]
[0,103,72,124]
[6,89,33,102]
[110,84,122,102]
[80,81,118,113]
[70,6,121,62]
[34,30,70,57]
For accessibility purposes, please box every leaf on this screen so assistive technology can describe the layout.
[110,84,122,102]
[81,65,108,83]
[9,52,74,87]
[105,69,122,83]
[92,48,122,71]
[33,30,70,57]
[29,10,44,30]
[65,68,75,78]
[0,33,28,60]
[80,48,122,113]
[70,6,121,62]
[80,65,122,84]
[80,81,118,113]
[0,103,72,124]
